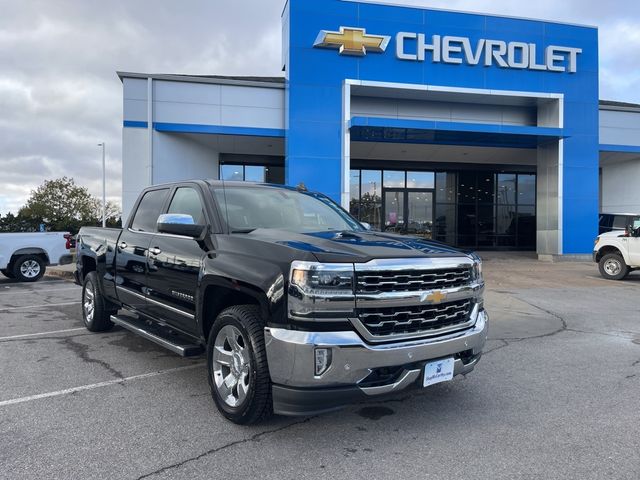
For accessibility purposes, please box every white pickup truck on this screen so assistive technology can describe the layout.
[593,218,640,280]
[0,232,74,282]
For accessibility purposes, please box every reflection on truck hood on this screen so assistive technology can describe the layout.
[239,229,468,262]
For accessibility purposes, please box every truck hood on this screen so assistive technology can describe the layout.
[240,229,469,263]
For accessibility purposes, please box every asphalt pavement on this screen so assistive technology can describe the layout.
[0,258,639,479]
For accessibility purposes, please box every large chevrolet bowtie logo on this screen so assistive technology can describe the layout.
[314,27,390,56]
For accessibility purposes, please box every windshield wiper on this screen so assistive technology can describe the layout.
[231,228,256,234]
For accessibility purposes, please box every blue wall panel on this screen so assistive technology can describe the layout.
[284,0,599,254]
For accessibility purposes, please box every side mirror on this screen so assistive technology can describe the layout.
[361,222,372,231]
[157,214,205,238]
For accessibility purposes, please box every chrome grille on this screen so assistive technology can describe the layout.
[356,267,472,293]
[356,299,474,338]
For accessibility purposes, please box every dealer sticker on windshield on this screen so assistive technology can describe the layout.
[423,357,454,387]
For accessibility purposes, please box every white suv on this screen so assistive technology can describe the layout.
[593,219,640,280]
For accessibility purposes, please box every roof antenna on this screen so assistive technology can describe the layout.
[296,182,308,192]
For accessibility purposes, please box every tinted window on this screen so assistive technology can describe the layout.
[131,189,169,232]
[167,188,205,225]
[612,215,628,230]
[212,186,361,233]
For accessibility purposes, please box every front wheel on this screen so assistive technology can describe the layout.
[12,255,45,282]
[598,253,629,281]
[207,305,272,425]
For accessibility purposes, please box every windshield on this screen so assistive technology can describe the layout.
[211,185,363,233]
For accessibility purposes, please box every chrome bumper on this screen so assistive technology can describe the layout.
[264,308,488,391]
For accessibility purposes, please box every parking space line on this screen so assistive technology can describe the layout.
[0,287,79,295]
[0,328,86,341]
[0,301,80,311]
[0,363,205,408]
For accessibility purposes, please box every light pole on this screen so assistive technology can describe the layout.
[97,142,106,227]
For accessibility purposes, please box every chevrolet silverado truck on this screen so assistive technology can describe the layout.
[594,221,640,280]
[76,180,488,424]
[1,232,74,282]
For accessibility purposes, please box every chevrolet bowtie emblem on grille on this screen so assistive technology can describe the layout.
[425,290,447,304]
[313,27,390,56]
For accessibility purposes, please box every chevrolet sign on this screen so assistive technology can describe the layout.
[396,33,582,73]
[314,27,582,73]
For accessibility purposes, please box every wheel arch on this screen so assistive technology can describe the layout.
[10,248,50,265]
[198,277,270,342]
[595,245,624,262]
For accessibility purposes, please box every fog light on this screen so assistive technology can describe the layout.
[314,348,332,376]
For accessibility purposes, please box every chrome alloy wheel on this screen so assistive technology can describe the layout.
[604,258,622,276]
[212,325,251,408]
[20,260,41,279]
[83,283,95,323]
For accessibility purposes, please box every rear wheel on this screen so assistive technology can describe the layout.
[12,255,45,282]
[82,271,115,332]
[207,305,272,425]
[598,253,629,281]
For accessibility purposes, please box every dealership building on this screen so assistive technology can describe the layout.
[119,0,640,259]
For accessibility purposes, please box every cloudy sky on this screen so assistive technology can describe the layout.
[0,0,638,215]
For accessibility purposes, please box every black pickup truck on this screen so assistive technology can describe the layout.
[76,180,488,424]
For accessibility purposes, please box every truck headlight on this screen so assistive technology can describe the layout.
[288,261,355,320]
[468,253,483,283]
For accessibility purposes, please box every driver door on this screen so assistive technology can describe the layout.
[629,217,640,265]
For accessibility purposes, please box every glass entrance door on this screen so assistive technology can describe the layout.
[407,190,434,239]
[383,189,433,238]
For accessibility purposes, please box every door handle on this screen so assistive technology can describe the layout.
[118,241,127,249]
[149,247,162,256]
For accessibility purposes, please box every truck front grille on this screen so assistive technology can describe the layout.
[356,267,472,294]
[356,299,474,338]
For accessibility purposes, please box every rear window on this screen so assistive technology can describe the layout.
[130,189,169,232]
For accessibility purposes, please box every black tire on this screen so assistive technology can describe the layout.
[598,253,629,281]
[206,305,272,425]
[1,268,15,279]
[82,271,115,332]
[12,255,45,282]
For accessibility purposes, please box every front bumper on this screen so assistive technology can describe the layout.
[265,308,488,416]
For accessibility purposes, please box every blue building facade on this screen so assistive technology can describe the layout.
[284,0,599,256]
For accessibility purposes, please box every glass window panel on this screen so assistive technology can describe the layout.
[406,172,434,189]
[517,174,536,205]
[434,204,456,246]
[457,204,477,236]
[360,200,382,231]
[384,191,405,232]
[496,236,516,247]
[361,170,382,201]
[478,173,496,204]
[349,170,360,219]
[167,187,205,225]
[436,172,456,203]
[496,204,517,235]
[407,191,433,238]
[497,174,517,204]
[265,166,284,184]
[458,171,477,203]
[517,205,536,247]
[477,205,495,246]
[244,166,266,183]
[220,165,244,181]
[383,171,405,188]
[131,189,170,232]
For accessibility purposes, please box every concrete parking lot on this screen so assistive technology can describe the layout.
[1,256,639,479]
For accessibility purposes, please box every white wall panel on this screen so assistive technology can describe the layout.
[599,110,640,146]
[601,158,640,212]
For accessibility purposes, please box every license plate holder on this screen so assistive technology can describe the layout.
[423,357,454,387]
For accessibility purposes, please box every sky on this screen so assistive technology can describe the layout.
[0,0,639,215]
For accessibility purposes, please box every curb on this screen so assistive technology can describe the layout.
[45,269,76,281]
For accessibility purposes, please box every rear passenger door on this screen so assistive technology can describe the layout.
[115,188,170,315]
[145,185,210,336]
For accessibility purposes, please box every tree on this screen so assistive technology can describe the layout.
[16,177,121,233]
